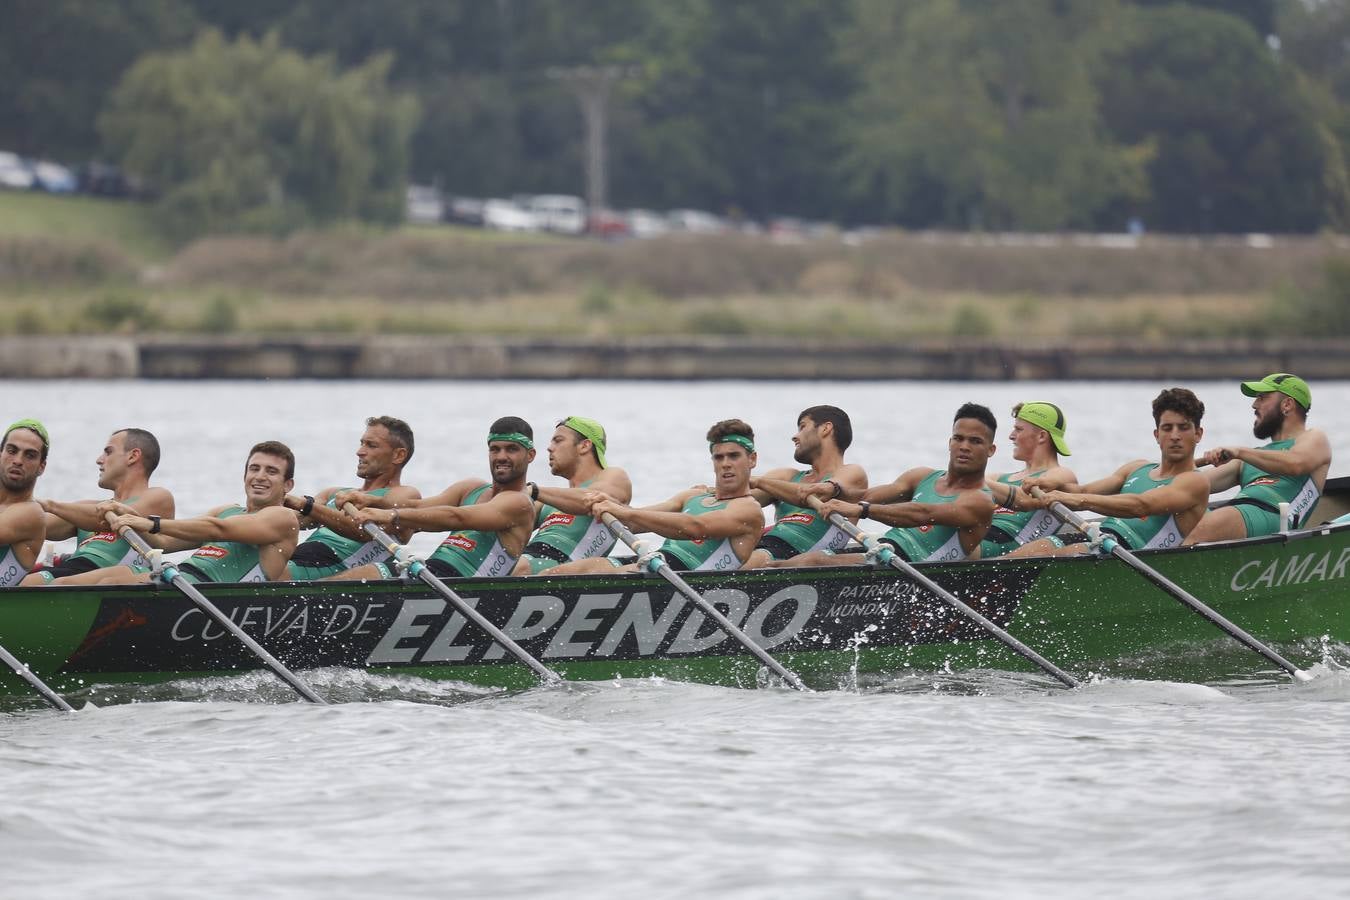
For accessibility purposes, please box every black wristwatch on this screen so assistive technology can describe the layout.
[148,515,162,534]
[527,482,540,502]
[300,495,316,517]
[858,501,871,520]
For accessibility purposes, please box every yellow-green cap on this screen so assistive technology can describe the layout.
[560,416,607,467]
[4,418,49,451]
[1241,373,1310,410]
[1015,402,1070,456]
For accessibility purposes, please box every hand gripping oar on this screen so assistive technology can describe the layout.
[0,640,74,711]
[599,512,811,691]
[108,514,327,703]
[1031,489,1312,682]
[808,497,1078,688]
[342,504,562,686]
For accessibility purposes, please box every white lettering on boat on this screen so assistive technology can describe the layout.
[667,589,750,655]
[367,597,447,665]
[170,602,322,643]
[595,592,682,656]
[741,585,816,649]
[544,593,624,658]
[1230,547,1350,592]
[487,594,568,660]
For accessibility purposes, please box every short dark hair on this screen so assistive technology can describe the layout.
[798,405,852,452]
[367,415,414,466]
[707,418,754,446]
[247,440,295,481]
[489,416,533,441]
[115,428,161,476]
[1152,388,1204,427]
[954,402,997,438]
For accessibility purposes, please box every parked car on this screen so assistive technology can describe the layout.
[666,208,727,234]
[527,194,586,234]
[482,198,540,232]
[587,207,630,238]
[444,195,486,227]
[405,184,444,224]
[76,161,145,198]
[29,159,77,193]
[625,209,670,239]
[0,151,35,190]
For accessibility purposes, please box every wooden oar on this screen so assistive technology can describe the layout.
[108,514,327,703]
[599,512,811,691]
[342,503,562,686]
[0,640,74,711]
[1030,489,1312,682]
[808,497,1078,688]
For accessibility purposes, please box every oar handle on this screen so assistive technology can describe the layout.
[104,512,328,704]
[342,502,563,686]
[806,497,1078,688]
[598,511,811,692]
[1028,489,1311,681]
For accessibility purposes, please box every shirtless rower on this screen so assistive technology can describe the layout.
[514,416,633,574]
[978,402,1076,558]
[743,405,868,568]
[1184,373,1332,544]
[0,420,51,588]
[792,402,999,565]
[282,416,421,579]
[22,427,175,585]
[1014,388,1210,556]
[544,419,766,575]
[92,441,300,584]
[340,417,536,581]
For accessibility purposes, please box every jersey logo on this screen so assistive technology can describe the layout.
[1250,476,1279,487]
[78,531,118,546]
[441,535,477,552]
[917,524,933,533]
[539,513,576,530]
[778,513,815,526]
[195,545,229,559]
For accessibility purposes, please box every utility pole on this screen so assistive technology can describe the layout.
[546,65,630,217]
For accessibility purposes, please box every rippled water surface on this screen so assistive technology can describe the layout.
[2,379,1349,898]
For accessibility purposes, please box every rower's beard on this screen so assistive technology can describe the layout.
[1253,407,1284,440]
[793,444,815,465]
[2,471,37,492]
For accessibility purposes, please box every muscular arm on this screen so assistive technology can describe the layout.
[292,485,422,541]
[861,467,930,504]
[1217,430,1332,481]
[1200,458,1243,493]
[0,502,45,547]
[374,490,534,534]
[537,467,633,514]
[1047,471,1210,519]
[115,505,298,552]
[827,489,995,530]
[600,494,764,542]
[44,489,175,536]
[753,463,869,507]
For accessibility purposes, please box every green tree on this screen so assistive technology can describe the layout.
[99,30,418,236]
[1099,4,1328,232]
[0,0,198,160]
[838,0,1148,230]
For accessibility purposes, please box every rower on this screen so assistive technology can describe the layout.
[22,427,175,586]
[742,405,868,568]
[793,403,999,565]
[979,402,1076,558]
[0,420,51,588]
[1184,373,1332,544]
[339,417,536,580]
[544,418,766,575]
[514,416,633,575]
[283,416,420,580]
[94,441,300,583]
[1014,388,1210,556]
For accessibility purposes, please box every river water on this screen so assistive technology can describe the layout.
[2,379,1349,898]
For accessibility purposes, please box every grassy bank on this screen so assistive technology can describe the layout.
[0,192,1345,339]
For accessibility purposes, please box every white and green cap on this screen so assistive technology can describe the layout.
[559,416,607,467]
[1015,402,1070,456]
[1241,373,1310,411]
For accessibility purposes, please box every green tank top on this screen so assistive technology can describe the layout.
[1100,464,1185,551]
[986,471,1058,545]
[529,478,617,562]
[69,493,145,568]
[426,485,518,578]
[300,487,391,566]
[1237,439,1321,527]
[181,506,266,583]
[764,471,849,555]
[660,492,743,572]
[880,470,978,563]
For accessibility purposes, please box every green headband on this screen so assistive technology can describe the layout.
[488,432,533,450]
[711,435,755,454]
[5,418,49,451]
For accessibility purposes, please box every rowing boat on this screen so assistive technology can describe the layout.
[2,479,1348,702]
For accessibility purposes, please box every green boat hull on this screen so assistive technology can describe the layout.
[0,522,1347,703]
